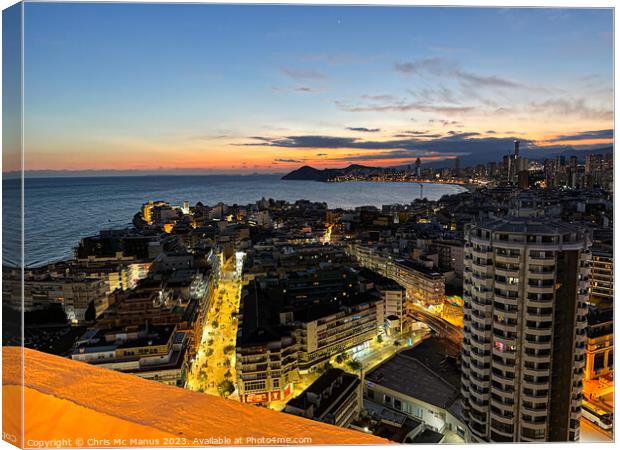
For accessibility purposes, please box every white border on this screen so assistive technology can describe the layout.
[0,2,616,450]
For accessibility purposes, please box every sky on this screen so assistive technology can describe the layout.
[9,4,615,173]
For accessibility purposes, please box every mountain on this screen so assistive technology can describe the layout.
[282,164,383,181]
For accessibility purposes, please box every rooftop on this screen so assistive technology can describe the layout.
[474,216,580,236]
[286,369,361,419]
[393,259,442,277]
[412,428,444,443]
[366,337,460,410]
[3,346,388,447]
[356,267,404,291]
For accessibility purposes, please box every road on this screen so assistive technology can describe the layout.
[186,256,243,398]
[580,418,613,442]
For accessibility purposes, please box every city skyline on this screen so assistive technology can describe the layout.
[7,4,613,173]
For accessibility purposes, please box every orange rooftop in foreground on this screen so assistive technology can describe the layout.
[3,347,388,448]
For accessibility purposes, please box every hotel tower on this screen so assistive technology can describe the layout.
[461,195,591,442]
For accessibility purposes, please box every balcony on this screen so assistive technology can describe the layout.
[490,412,515,425]
[494,295,519,307]
[3,347,387,448]
[525,310,553,322]
[523,353,551,364]
[527,271,555,280]
[527,255,555,265]
[524,326,552,337]
[471,298,493,314]
[492,358,516,372]
[526,285,555,295]
[494,280,520,292]
[524,341,551,351]
[495,254,521,264]
[470,335,492,351]
[493,320,517,334]
[494,267,520,278]
[521,403,549,415]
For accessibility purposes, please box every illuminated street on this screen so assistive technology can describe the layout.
[186,254,244,398]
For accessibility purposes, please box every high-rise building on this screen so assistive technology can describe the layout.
[487,162,497,177]
[461,198,590,442]
[518,170,529,190]
[415,157,421,178]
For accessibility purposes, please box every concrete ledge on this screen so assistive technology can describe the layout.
[3,347,388,448]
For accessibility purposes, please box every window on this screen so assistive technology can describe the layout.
[594,353,606,371]
[384,395,392,405]
[491,419,513,434]
[244,380,267,392]
[367,389,375,400]
[522,427,545,440]
[394,399,402,410]
[414,405,423,419]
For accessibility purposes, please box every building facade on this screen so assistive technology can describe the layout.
[71,325,189,386]
[461,212,590,442]
[290,297,384,371]
[585,306,613,382]
[347,244,445,306]
[235,334,298,404]
[284,368,362,427]
[589,248,613,307]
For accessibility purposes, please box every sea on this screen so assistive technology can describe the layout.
[2,175,466,267]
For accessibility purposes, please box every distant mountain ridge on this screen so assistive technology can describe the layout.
[281,164,384,181]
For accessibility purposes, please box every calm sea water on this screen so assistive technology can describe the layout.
[2,175,466,267]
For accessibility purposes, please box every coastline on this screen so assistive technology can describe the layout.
[317,178,477,192]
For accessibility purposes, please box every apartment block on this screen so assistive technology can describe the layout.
[461,209,590,442]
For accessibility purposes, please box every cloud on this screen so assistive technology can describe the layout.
[429,119,463,127]
[528,99,612,120]
[361,94,397,101]
[331,150,453,162]
[238,133,528,162]
[242,135,361,149]
[294,86,322,93]
[394,58,457,76]
[393,131,443,138]
[274,158,305,163]
[271,85,325,94]
[394,57,523,89]
[281,68,327,81]
[410,85,459,104]
[239,131,611,166]
[457,71,523,89]
[447,131,480,138]
[346,127,381,132]
[548,129,613,142]
[335,100,475,115]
